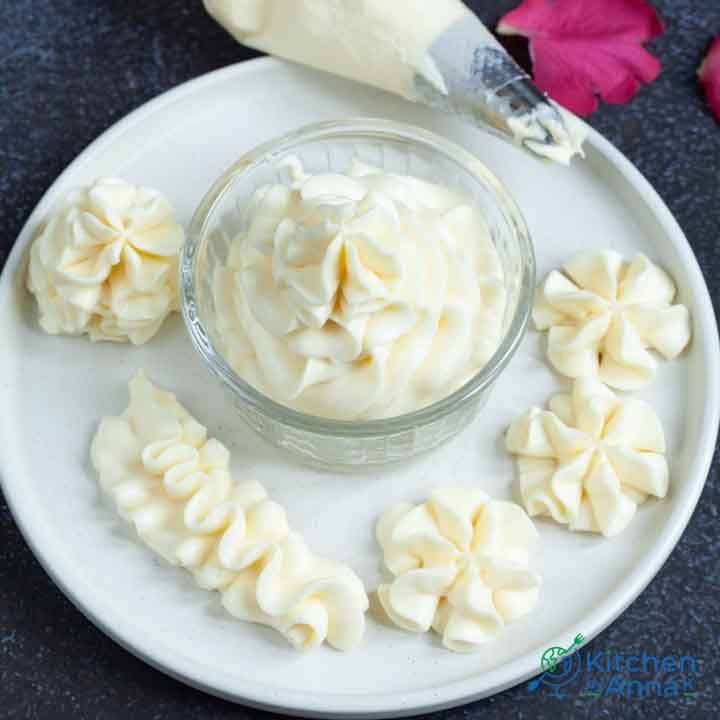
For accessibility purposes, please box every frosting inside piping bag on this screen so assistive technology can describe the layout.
[204,0,469,100]
[204,0,586,164]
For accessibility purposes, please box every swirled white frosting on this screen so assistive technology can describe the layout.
[214,159,506,420]
[506,378,669,537]
[533,251,691,389]
[27,178,184,344]
[376,487,540,652]
[90,371,368,650]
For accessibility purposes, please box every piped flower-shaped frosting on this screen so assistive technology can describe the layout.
[27,178,184,344]
[376,487,540,652]
[214,159,506,420]
[506,378,669,537]
[534,251,691,389]
[91,371,368,651]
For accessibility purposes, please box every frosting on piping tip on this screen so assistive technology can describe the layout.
[506,377,669,538]
[507,102,587,165]
[376,487,540,652]
[91,371,368,651]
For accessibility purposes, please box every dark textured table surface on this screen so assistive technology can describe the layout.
[1,1,718,718]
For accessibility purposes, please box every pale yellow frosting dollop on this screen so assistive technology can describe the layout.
[27,178,184,344]
[534,250,691,389]
[506,377,669,537]
[376,487,540,652]
[214,159,506,420]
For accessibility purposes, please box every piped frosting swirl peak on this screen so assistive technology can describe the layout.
[376,487,541,652]
[214,159,507,420]
[506,378,669,538]
[534,250,691,389]
[91,371,368,651]
[27,178,184,344]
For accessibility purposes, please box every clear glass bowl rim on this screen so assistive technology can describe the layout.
[180,117,535,438]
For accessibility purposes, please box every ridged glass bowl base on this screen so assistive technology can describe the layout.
[234,393,488,471]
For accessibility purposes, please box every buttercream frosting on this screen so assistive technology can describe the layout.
[376,487,540,652]
[27,178,184,344]
[204,1,586,165]
[91,371,368,650]
[506,377,669,537]
[507,103,587,165]
[533,250,691,389]
[213,159,506,420]
[203,0,469,100]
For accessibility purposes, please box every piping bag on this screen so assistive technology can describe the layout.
[204,0,586,164]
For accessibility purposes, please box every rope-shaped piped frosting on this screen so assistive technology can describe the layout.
[91,371,368,651]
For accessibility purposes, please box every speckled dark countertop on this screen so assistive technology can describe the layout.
[1,1,718,718]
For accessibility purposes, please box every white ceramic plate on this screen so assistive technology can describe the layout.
[1,59,718,718]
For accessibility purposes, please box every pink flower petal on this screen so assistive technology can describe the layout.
[699,34,720,122]
[497,0,664,116]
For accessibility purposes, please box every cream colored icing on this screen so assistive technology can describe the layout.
[91,371,368,651]
[204,1,586,164]
[507,103,587,165]
[506,377,669,537]
[533,250,691,389]
[213,159,506,420]
[203,0,469,99]
[376,487,540,652]
[27,178,184,344]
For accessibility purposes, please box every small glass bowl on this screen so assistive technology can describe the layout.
[181,118,534,470]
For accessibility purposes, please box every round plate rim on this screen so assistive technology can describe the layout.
[1,57,718,718]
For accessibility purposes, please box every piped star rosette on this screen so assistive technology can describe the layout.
[27,178,184,344]
[213,159,506,420]
[506,378,669,537]
[376,487,541,652]
[533,251,691,389]
[91,371,368,651]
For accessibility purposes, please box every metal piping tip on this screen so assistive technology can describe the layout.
[414,15,586,164]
